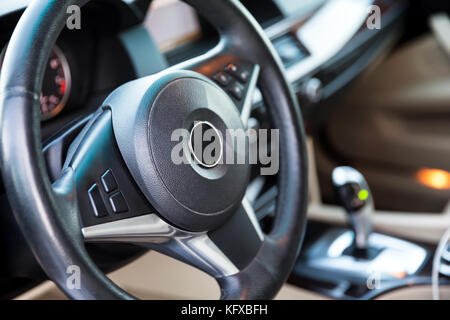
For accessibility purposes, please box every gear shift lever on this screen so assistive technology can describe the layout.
[295,167,427,290]
[332,166,373,250]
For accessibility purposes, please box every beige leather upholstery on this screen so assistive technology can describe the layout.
[15,251,328,300]
[17,250,449,300]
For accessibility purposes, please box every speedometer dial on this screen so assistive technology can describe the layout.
[0,45,71,121]
[39,46,71,121]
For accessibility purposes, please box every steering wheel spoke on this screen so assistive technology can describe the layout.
[81,197,263,279]
[58,109,155,229]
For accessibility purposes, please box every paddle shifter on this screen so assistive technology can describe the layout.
[332,166,373,250]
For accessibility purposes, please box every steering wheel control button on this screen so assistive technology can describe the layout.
[213,71,232,87]
[225,63,249,83]
[101,169,118,193]
[88,184,108,218]
[228,81,244,100]
[109,192,128,214]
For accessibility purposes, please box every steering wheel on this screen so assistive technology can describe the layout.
[0,0,307,299]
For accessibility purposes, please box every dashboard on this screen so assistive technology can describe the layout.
[0,0,407,138]
[0,0,327,133]
[0,1,142,141]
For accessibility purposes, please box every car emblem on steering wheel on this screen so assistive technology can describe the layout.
[188,121,223,168]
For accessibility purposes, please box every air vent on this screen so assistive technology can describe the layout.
[273,34,309,67]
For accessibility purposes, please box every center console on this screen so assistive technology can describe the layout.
[288,167,433,299]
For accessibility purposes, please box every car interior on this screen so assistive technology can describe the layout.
[0,0,449,300]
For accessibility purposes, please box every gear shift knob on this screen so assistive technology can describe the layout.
[332,166,373,250]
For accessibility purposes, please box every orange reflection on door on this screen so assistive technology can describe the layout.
[416,168,450,190]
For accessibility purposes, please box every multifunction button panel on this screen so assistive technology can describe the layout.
[74,111,155,228]
[88,169,129,218]
[213,62,251,101]
[205,59,256,113]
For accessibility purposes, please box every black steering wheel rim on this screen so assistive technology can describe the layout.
[0,0,308,300]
